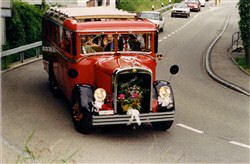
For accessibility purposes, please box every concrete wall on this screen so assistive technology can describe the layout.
[1,0,12,46]
[87,0,116,8]
[22,0,88,7]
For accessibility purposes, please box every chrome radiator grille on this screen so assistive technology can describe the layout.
[113,67,152,114]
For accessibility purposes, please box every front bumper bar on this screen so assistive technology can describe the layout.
[92,111,175,126]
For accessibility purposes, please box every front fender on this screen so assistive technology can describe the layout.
[72,85,94,113]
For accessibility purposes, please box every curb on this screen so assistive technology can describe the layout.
[205,16,250,97]
[1,57,42,74]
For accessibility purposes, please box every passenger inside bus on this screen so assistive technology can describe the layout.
[80,33,151,54]
[103,34,114,51]
[81,36,96,54]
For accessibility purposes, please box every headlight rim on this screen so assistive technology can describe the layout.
[94,88,106,102]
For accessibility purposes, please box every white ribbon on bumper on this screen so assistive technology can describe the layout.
[127,108,141,126]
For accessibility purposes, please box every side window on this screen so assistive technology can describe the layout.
[53,24,59,45]
[45,21,49,37]
[63,29,71,54]
[142,33,152,52]
[72,32,77,56]
[80,34,115,55]
[117,33,152,52]
[59,26,63,48]
[49,22,53,41]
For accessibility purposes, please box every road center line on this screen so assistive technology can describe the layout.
[229,141,250,149]
[176,123,204,134]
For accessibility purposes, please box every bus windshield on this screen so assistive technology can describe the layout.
[80,33,152,55]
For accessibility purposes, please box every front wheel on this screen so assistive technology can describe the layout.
[152,121,173,131]
[71,97,93,134]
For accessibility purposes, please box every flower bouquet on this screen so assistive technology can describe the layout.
[118,84,143,112]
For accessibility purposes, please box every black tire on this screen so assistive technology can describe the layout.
[152,121,173,131]
[71,96,93,134]
[171,13,174,17]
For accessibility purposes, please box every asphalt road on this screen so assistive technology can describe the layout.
[2,0,249,163]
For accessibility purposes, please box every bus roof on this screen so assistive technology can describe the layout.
[47,6,136,20]
[46,6,157,32]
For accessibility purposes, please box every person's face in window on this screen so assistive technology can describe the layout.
[107,34,113,42]
[81,37,87,46]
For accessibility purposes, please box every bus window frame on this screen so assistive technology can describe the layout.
[77,32,154,57]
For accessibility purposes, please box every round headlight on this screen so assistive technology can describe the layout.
[159,86,171,99]
[94,88,106,102]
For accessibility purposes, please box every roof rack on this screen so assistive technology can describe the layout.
[46,6,137,22]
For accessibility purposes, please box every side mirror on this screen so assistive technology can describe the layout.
[156,53,163,60]
[170,65,179,75]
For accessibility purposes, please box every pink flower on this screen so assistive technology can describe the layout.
[132,92,139,98]
[118,94,125,100]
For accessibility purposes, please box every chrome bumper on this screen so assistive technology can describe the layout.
[92,111,175,126]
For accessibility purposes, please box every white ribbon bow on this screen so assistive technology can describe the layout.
[127,108,141,126]
[158,97,171,107]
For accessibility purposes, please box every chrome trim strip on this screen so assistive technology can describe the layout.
[93,115,174,122]
[93,118,174,126]
[92,111,175,126]
[93,111,174,119]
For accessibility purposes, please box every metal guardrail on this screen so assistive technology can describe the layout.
[156,4,174,13]
[1,41,42,63]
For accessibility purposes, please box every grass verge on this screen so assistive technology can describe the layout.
[15,131,79,164]
[235,57,250,74]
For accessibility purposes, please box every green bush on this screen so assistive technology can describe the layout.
[5,0,46,49]
[2,0,47,69]
[238,0,250,66]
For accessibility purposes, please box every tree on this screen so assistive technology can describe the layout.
[5,0,46,49]
[238,0,250,66]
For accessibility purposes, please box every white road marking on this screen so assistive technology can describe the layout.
[159,39,162,42]
[229,141,250,149]
[176,123,204,134]
[163,36,167,39]
[168,34,171,37]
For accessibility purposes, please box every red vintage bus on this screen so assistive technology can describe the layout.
[42,6,178,134]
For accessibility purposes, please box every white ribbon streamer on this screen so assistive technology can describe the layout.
[93,101,103,112]
[158,97,172,107]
